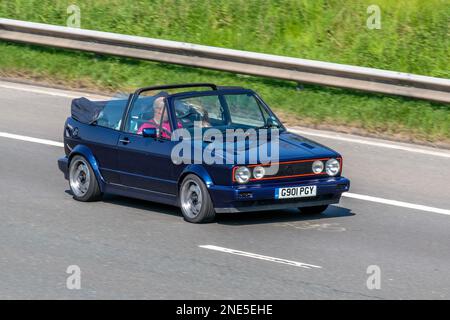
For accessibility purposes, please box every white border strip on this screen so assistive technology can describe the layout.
[199,245,322,269]
[343,192,450,216]
[290,128,450,159]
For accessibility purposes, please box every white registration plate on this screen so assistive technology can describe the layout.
[275,186,317,199]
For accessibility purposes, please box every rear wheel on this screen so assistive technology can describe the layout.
[180,174,216,223]
[299,205,328,215]
[69,155,102,202]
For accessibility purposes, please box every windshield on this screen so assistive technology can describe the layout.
[173,93,282,131]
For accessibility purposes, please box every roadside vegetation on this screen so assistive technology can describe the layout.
[0,0,449,145]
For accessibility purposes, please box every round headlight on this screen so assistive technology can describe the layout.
[253,166,265,179]
[325,158,340,176]
[312,160,324,174]
[234,166,251,183]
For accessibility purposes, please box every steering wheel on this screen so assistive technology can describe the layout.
[177,109,199,119]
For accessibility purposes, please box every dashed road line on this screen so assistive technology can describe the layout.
[199,245,322,269]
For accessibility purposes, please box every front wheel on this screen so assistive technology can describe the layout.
[69,155,102,202]
[299,205,329,215]
[179,174,216,223]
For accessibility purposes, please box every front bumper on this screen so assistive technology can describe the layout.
[209,176,350,213]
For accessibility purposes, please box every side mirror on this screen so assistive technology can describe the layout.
[142,127,158,138]
[266,117,277,127]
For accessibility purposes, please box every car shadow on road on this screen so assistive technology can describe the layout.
[66,190,354,225]
[65,190,182,218]
[216,205,354,226]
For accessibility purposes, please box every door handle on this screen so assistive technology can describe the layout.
[119,138,130,145]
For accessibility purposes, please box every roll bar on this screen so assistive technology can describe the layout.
[134,83,218,95]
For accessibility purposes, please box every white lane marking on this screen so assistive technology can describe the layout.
[0,132,64,148]
[0,82,110,100]
[199,245,322,269]
[0,82,81,99]
[290,128,450,159]
[1,131,449,216]
[343,192,450,216]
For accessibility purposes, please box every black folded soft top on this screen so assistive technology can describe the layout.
[71,97,108,124]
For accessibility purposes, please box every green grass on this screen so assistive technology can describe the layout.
[0,0,449,143]
[1,0,449,77]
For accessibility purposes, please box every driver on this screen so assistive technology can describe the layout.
[137,96,181,139]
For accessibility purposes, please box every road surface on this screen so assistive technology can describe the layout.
[0,80,449,299]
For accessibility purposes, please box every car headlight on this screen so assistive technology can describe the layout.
[325,158,340,176]
[312,160,324,174]
[253,166,265,179]
[234,166,251,183]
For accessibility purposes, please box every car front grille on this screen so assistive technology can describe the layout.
[232,157,342,183]
[256,158,340,181]
[273,161,322,178]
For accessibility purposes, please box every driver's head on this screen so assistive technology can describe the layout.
[153,96,165,121]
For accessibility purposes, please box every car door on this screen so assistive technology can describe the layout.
[116,134,178,195]
[116,94,178,195]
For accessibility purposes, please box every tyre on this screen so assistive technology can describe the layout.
[179,174,216,223]
[69,155,102,202]
[299,205,328,214]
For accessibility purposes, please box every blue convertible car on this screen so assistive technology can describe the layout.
[58,83,350,223]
